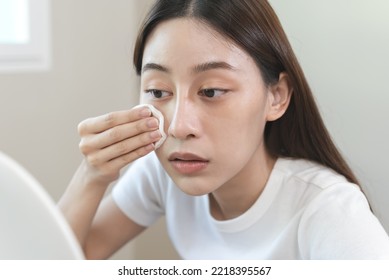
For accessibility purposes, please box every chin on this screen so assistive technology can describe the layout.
[171,176,217,197]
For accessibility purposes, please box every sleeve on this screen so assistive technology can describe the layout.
[111,152,166,227]
[298,183,389,260]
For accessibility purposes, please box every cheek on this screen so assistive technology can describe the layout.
[220,104,267,144]
[225,119,265,151]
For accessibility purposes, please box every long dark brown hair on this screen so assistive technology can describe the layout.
[133,0,360,185]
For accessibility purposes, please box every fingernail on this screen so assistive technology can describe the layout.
[150,130,161,139]
[145,143,155,152]
[147,118,159,128]
[140,107,151,118]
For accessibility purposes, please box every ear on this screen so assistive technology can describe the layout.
[266,72,292,121]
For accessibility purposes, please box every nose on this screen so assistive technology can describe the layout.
[168,98,200,140]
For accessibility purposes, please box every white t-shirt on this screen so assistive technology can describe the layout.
[112,152,389,259]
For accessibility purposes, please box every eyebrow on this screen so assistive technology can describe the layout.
[141,61,237,74]
[192,61,237,74]
[141,63,170,74]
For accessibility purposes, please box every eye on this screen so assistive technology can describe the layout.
[144,89,170,99]
[199,88,227,98]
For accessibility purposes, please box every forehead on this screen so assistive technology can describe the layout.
[142,18,254,72]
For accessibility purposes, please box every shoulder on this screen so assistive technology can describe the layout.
[274,157,350,190]
[273,157,369,213]
[112,152,175,226]
[275,160,389,259]
[125,151,163,173]
[270,157,364,217]
[120,152,168,184]
[113,152,174,203]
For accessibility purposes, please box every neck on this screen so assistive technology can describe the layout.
[209,147,276,221]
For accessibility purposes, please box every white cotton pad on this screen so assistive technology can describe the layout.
[134,104,167,149]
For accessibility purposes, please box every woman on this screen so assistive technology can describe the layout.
[59,0,389,259]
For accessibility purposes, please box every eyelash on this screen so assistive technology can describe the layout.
[144,88,228,99]
[144,89,170,99]
[198,88,227,98]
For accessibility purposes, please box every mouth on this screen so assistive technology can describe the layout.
[168,152,209,174]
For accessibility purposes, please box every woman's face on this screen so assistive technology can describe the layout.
[140,18,275,196]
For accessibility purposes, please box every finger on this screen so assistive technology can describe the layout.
[87,130,162,165]
[106,143,156,171]
[78,107,152,135]
[80,116,160,154]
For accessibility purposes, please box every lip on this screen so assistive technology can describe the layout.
[168,152,208,161]
[168,152,209,174]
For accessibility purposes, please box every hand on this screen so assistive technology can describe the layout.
[77,106,162,185]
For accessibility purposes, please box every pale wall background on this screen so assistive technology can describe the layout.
[0,0,388,259]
